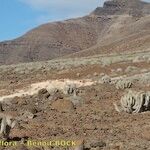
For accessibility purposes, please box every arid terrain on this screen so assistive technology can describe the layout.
[0,0,150,65]
[0,0,150,150]
[0,48,150,150]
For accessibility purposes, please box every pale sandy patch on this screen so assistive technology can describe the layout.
[0,79,94,101]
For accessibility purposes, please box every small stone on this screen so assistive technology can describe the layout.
[11,98,19,104]
[83,124,96,130]
[21,111,35,120]
[49,92,64,101]
[109,142,124,150]
[76,73,81,77]
[28,107,38,114]
[90,140,106,148]
[38,88,50,99]
[116,68,122,72]
[35,102,38,106]
[70,96,83,107]
[44,92,51,99]
[20,100,28,106]
[141,128,150,140]
[38,88,48,95]
[51,99,75,112]
[47,88,59,95]
[100,73,105,77]
[60,66,65,70]
[94,72,98,76]
[0,102,3,112]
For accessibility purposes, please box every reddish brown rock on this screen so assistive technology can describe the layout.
[51,99,75,112]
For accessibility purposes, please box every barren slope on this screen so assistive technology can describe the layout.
[66,14,150,58]
[0,0,150,65]
[0,16,110,65]
[0,46,150,149]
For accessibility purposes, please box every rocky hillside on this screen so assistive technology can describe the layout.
[0,0,150,65]
[92,0,150,16]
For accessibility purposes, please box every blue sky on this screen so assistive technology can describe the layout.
[0,0,149,42]
[0,0,104,41]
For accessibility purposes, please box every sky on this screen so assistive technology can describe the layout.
[0,0,105,41]
[0,0,149,42]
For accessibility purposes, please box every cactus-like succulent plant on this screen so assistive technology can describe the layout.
[114,90,150,113]
[115,79,132,90]
[64,83,78,95]
[0,113,17,139]
[100,75,111,84]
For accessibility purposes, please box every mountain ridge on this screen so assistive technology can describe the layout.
[0,0,150,65]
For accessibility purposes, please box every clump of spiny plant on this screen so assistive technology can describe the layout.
[0,112,17,139]
[63,83,78,96]
[99,74,111,84]
[114,90,150,113]
[125,66,139,73]
[115,79,133,90]
[133,55,149,63]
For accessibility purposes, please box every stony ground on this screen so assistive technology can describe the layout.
[0,51,150,150]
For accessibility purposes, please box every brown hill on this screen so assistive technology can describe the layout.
[0,0,150,65]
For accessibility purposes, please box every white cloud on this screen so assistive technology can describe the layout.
[19,0,105,13]
[19,0,150,12]
[18,0,106,24]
